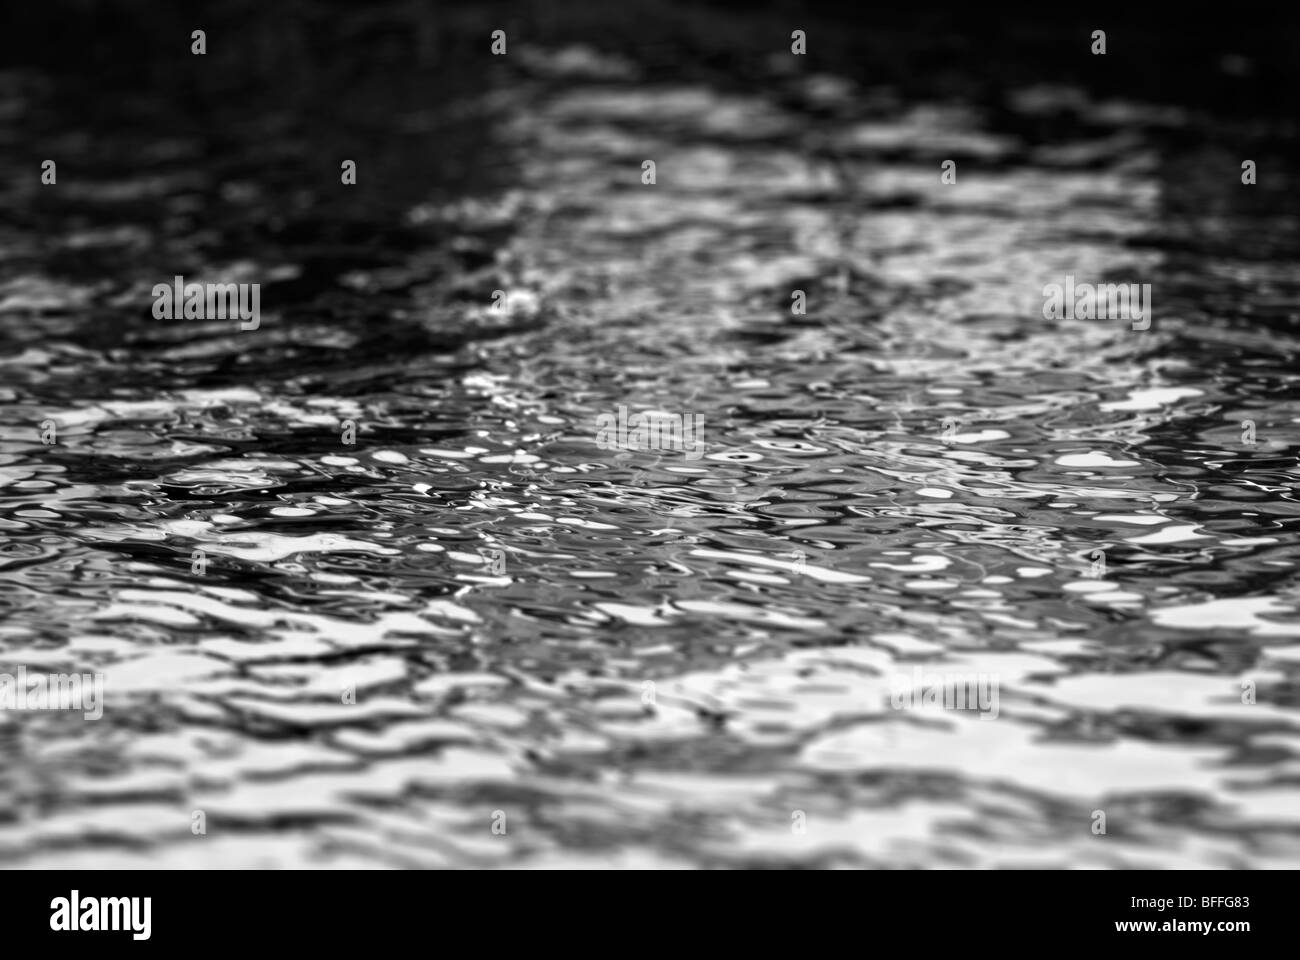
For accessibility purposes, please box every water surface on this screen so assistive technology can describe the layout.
[2,5,1300,868]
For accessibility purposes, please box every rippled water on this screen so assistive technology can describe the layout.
[3,7,1300,868]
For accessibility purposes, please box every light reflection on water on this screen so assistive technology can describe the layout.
[2,26,1300,868]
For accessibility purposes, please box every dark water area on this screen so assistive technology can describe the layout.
[2,2,1300,868]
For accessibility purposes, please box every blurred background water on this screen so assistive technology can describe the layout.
[1,1,1300,868]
